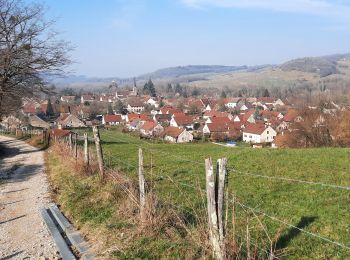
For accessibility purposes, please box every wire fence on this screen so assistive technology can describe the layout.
[52,128,350,258]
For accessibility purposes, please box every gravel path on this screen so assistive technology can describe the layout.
[0,136,59,259]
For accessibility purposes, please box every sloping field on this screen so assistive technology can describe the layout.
[98,130,350,259]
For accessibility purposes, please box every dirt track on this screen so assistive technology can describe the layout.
[0,136,59,259]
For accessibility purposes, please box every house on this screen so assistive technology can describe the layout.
[203,111,233,120]
[102,114,123,125]
[153,114,172,126]
[127,98,145,113]
[170,115,194,130]
[159,106,181,115]
[139,121,164,137]
[126,113,151,123]
[233,110,256,124]
[202,122,229,136]
[57,114,86,129]
[260,110,283,122]
[81,95,95,104]
[205,116,231,125]
[145,97,160,108]
[242,124,276,143]
[60,96,76,103]
[163,127,193,143]
[28,114,50,129]
[22,103,38,115]
[224,98,241,109]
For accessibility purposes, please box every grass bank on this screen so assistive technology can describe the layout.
[47,128,350,258]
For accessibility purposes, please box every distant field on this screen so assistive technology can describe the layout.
[97,129,350,259]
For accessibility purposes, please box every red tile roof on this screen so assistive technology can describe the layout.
[204,111,230,118]
[210,117,232,124]
[283,109,299,122]
[173,115,194,125]
[243,123,267,135]
[23,103,37,114]
[104,114,122,123]
[257,97,275,104]
[141,121,157,131]
[163,126,185,138]
[207,123,229,133]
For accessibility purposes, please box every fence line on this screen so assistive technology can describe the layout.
[51,130,350,258]
[92,133,350,192]
[230,168,350,191]
[234,200,350,251]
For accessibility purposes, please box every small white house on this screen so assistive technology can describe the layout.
[243,124,276,143]
[163,127,193,143]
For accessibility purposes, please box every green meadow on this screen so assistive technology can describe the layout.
[96,129,350,259]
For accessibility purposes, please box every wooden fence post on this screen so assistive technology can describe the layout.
[205,158,227,260]
[217,158,227,254]
[69,133,73,152]
[138,148,146,222]
[74,133,78,159]
[205,158,223,260]
[84,133,89,165]
[93,126,104,179]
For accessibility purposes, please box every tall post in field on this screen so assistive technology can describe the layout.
[138,148,146,222]
[69,133,73,152]
[217,158,227,254]
[84,133,89,165]
[74,133,78,159]
[93,126,104,179]
[205,158,223,260]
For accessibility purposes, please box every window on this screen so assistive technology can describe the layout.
[267,131,269,134]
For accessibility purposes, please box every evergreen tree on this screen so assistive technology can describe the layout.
[143,79,157,97]
[46,98,54,118]
[191,87,200,96]
[174,83,183,95]
[182,87,188,98]
[107,103,114,115]
[114,99,125,114]
[166,83,173,93]
[221,90,227,98]
[263,88,270,97]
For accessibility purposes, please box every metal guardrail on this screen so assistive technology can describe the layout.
[41,203,94,260]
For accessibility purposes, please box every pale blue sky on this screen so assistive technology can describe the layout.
[37,0,350,77]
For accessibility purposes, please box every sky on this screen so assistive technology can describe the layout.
[35,0,350,77]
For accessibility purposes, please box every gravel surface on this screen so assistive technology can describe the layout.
[0,136,60,259]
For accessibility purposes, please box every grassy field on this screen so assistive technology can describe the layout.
[91,129,350,259]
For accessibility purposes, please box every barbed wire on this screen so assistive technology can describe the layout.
[234,200,350,251]
[230,168,350,191]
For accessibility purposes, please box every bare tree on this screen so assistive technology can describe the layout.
[0,0,71,117]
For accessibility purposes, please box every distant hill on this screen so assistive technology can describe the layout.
[280,53,350,77]
[139,65,249,79]
[51,52,350,89]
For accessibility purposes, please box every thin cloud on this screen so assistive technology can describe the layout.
[180,0,350,17]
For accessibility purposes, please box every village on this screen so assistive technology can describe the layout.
[0,84,328,147]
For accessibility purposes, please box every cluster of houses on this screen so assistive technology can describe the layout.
[97,96,304,145]
[0,88,318,145]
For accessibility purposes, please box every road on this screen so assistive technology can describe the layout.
[0,136,59,259]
